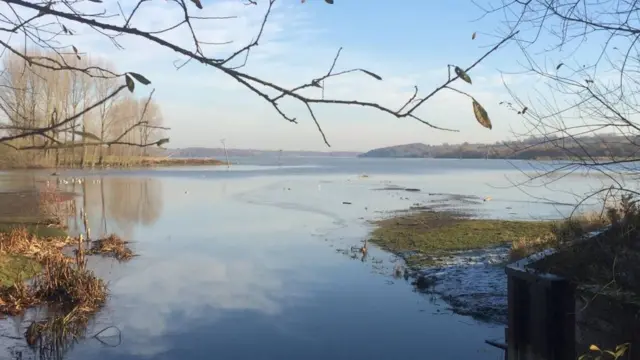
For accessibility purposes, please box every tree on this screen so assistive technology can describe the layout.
[137,99,164,157]
[478,0,640,206]
[0,50,163,167]
[92,59,120,165]
[0,0,514,155]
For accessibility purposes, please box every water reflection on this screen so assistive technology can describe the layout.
[62,175,505,360]
[3,166,565,360]
[65,177,163,239]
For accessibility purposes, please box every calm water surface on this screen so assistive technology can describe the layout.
[0,158,628,360]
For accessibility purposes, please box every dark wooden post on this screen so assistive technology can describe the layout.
[507,274,530,359]
[506,265,576,360]
[547,279,576,360]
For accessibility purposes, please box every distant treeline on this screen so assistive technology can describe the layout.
[359,134,640,160]
[160,147,360,158]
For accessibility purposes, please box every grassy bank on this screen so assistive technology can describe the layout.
[0,254,41,286]
[370,204,640,303]
[0,185,137,355]
[369,209,607,269]
[0,188,134,312]
[0,224,68,287]
[0,189,68,287]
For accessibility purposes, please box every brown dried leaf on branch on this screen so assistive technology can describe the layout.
[472,98,492,129]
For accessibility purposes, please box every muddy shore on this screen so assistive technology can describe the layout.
[367,208,556,323]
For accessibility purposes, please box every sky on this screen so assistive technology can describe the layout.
[1,0,620,151]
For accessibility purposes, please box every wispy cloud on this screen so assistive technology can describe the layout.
[0,0,531,151]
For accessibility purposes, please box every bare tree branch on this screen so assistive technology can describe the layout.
[0,0,515,151]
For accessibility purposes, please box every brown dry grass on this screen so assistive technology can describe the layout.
[0,228,107,316]
[531,196,640,297]
[25,306,89,354]
[87,234,135,261]
[0,228,74,262]
[32,254,107,311]
[509,211,610,261]
[0,281,38,315]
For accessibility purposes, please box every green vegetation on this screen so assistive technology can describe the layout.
[369,209,611,269]
[0,255,40,287]
[369,210,555,268]
[0,222,67,238]
[372,201,640,302]
[0,222,64,287]
[0,190,68,286]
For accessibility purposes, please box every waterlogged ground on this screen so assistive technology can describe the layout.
[0,158,620,360]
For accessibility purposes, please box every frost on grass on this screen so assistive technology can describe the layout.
[412,246,511,324]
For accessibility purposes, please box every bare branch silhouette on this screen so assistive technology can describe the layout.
[0,0,515,160]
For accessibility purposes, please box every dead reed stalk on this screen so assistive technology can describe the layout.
[87,235,135,261]
[0,228,107,316]
[81,208,90,241]
[32,250,107,312]
[25,305,89,358]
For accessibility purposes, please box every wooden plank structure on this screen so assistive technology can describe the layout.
[486,248,577,360]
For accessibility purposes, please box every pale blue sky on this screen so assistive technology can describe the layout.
[6,0,613,151]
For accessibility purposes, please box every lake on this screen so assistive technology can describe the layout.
[0,157,624,360]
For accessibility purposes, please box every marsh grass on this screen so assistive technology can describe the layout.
[0,281,38,315]
[0,255,41,287]
[532,195,640,296]
[376,198,640,296]
[25,306,88,357]
[32,254,107,312]
[509,211,610,261]
[87,235,135,261]
[0,185,130,360]
[370,210,555,268]
[0,228,107,317]
[369,208,615,271]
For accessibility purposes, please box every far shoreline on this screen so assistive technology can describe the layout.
[0,157,228,171]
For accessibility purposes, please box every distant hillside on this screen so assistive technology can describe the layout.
[359,143,431,158]
[359,134,640,160]
[156,147,360,158]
